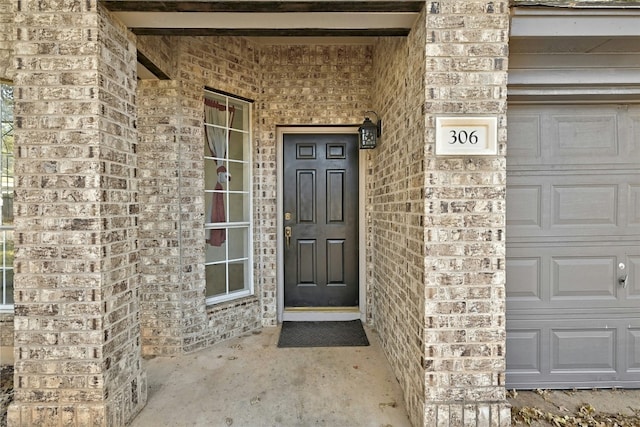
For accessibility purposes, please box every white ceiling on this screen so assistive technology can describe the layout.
[114,11,419,31]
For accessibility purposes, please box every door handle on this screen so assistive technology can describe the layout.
[619,274,628,288]
[285,226,292,249]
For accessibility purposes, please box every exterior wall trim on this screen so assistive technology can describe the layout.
[511,8,640,37]
[275,126,366,323]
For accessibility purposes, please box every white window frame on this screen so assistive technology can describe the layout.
[203,88,254,305]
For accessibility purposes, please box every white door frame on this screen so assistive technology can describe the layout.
[276,126,366,322]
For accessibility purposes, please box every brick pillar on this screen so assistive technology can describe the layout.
[8,4,146,426]
[137,79,209,356]
[422,1,511,425]
[137,80,185,357]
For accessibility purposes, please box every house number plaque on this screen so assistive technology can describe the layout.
[435,116,498,156]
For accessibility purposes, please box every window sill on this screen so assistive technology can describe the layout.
[205,292,257,312]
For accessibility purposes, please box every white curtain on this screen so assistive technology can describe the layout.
[205,107,227,169]
[205,104,231,246]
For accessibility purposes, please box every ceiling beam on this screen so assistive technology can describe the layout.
[131,27,409,36]
[101,1,425,13]
[112,10,418,34]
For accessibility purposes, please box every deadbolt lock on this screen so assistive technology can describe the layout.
[285,212,292,221]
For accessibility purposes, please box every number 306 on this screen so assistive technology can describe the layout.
[449,130,478,144]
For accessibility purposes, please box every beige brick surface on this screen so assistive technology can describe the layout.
[8,4,146,426]
[4,1,518,425]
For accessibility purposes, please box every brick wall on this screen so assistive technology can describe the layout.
[137,35,176,79]
[8,4,146,426]
[422,1,510,425]
[257,44,374,325]
[177,37,261,350]
[370,20,428,425]
[137,79,185,356]
[0,0,13,81]
[137,40,375,353]
[137,36,263,356]
[369,2,512,425]
[4,2,514,424]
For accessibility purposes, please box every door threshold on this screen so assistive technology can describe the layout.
[283,307,362,322]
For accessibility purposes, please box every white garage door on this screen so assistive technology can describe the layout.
[506,104,640,389]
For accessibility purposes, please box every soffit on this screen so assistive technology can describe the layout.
[101,1,424,36]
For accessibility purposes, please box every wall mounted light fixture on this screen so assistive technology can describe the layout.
[358,111,381,149]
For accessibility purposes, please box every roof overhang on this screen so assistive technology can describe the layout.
[509,8,640,102]
[511,8,640,37]
[102,1,425,36]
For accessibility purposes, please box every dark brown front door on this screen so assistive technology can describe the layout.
[283,133,359,307]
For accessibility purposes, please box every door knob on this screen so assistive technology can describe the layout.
[285,226,292,249]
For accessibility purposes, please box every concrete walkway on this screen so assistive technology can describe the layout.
[130,326,412,427]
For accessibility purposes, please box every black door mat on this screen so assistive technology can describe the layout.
[277,320,370,348]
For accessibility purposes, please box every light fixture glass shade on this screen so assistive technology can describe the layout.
[358,117,378,149]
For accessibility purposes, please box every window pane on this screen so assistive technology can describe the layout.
[228,227,248,260]
[2,156,13,226]
[228,130,247,162]
[2,269,13,304]
[1,230,12,305]
[227,161,248,193]
[204,190,228,225]
[204,93,228,127]
[205,234,226,263]
[204,158,224,191]
[228,193,250,223]
[204,127,229,160]
[228,260,247,293]
[205,263,227,297]
[229,99,248,132]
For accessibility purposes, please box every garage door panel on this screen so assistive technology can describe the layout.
[552,184,617,226]
[552,256,617,300]
[506,257,542,300]
[508,246,632,310]
[551,328,616,372]
[507,318,640,388]
[508,113,542,161]
[506,330,541,372]
[629,185,640,226]
[628,328,640,372]
[506,185,542,228]
[508,173,640,238]
[508,105,639,167]
[628,113,640,159]
[552,112,618,159]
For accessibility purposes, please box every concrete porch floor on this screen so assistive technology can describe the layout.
[130,325,413,427]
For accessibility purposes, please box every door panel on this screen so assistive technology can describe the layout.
[284,133,359,307]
